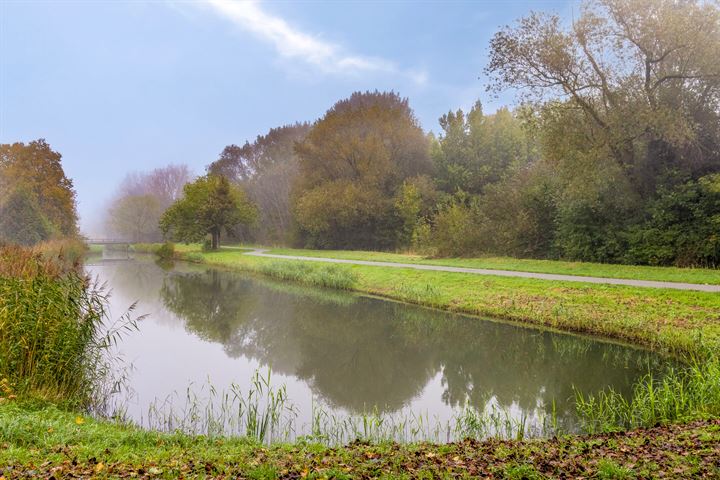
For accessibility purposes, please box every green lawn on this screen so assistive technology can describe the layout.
[2,402,718,479]
[268,247,720,285]
[152,244,720,357]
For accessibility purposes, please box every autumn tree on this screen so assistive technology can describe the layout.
[160,175,256,250]
[106,164,192,241]
[486,0,720,194]
[207,123,311,244]
[481,0,720,263]
[107,194,163,242]
[0,139,78,236]
[0,187,53,245]
[293,91,432,249]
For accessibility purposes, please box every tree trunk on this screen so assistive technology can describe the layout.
[211,230,219,250]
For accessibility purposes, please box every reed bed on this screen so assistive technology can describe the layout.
[0,242,136,407]
[575,353,720,433]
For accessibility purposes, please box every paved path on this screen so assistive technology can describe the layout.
[244,249,720,292]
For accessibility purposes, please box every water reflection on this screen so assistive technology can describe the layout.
[90,256,665,434]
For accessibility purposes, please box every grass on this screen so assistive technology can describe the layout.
[268,247,720,285]
[1,401,718,478]
[576,355,720,433]
[0,242,136,407]
[158,244,720,358]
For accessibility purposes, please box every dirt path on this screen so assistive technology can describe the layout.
[244,249,720,292]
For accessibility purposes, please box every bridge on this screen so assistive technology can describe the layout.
[84,238,132,245]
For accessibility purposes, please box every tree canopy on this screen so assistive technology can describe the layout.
[0,139,78,240]
[160,175,257,249]
[293,91,433,249]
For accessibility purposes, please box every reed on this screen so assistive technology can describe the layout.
[575,354,720,433]
[0,243,137,407]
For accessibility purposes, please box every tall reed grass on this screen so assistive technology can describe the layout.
[139,370,559,445]
[575,354,720,433]
[0,243,137,406]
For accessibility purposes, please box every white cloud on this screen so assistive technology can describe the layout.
[201,0,426,84]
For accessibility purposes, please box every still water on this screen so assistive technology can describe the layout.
[87,254,666,442]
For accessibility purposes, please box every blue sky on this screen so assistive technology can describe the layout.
[1,0,575,233]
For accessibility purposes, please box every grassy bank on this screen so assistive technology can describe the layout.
[149,244,720,357]
[1,402,718,479]
[268,247,720,285]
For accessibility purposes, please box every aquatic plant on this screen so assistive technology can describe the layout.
[575,354,720,433]
[0,243,138,407]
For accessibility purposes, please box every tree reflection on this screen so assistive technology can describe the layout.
[156,265,664,420]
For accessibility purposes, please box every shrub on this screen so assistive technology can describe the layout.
[156,242,175,260]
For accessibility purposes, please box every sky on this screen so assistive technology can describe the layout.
[0,0,576,234]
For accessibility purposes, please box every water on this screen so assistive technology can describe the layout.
[87,254,668,442]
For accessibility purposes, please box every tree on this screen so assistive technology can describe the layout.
[486,0,720,194]
[207,123,311,244]
[160,175,256,249]
[0,139,78,236]
[107,194,163,242]
[293,91,432,249]
[0,187,53,246]
[106,164,192,241]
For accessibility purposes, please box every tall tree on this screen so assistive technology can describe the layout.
[106,164,192,241]
[0,139,78,236]
[293,91,432,249]
[432,102,537,194]
[486,0,720,193]
[107,194,163,242]
[207,123,311,244]
[160,175,256,249]
[0,187,53,246]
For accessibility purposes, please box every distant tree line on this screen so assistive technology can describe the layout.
[121,0,720,266]
[0,139,79,245]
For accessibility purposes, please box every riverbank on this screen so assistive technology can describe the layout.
[1,402,718,479]
[135,243,720,357]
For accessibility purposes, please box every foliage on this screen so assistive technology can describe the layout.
[155,242,175,260]
[293,91,432,249]
[107,194,163,242]
[429,198,486,257]
[207,123,311,244]
[576,355,720,433]
[0,244,134,406]
[432,102,537,194]
[0,187,53,245]
[160,175,257,250]
[106,164,192,242]
[0,139,78,238]
[626,174,720,267]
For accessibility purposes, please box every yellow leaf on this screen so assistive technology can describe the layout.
[301,468,309,478]
[47,427,54,433]
[95,463,105,473]
[74,416,85,425]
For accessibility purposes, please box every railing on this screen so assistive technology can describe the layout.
[84,238,131,245]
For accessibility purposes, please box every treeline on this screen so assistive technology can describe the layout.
[123,0,720,266]
[0,140,79,245]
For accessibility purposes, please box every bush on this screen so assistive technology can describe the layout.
[429,200,485,257]
[626,174,720,267]
[156,242,175,260]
